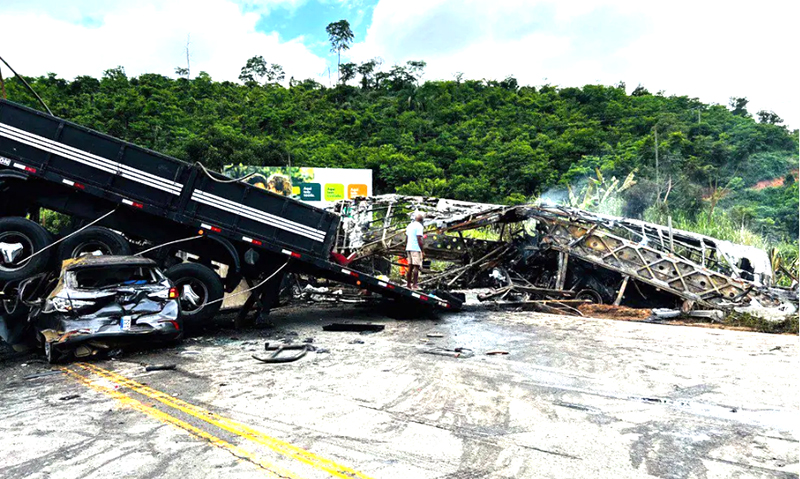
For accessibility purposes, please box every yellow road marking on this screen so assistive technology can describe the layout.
[77,362,374,479]
[61,367,299,479]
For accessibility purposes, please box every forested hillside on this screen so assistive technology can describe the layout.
[2,63,797,243]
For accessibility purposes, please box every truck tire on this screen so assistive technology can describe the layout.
[165,263,224,324]
[57,226,131,261]
[0,217,52,282]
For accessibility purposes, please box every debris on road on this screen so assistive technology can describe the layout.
[322,323,386,333]
[23,371,63,380]
[145,364,177,372]
[252,343,310,363]
[421,347,474,358]
[58,394,80,401]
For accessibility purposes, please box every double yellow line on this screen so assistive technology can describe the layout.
[66,362,373,479]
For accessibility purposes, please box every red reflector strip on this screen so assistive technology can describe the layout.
[242,236,262,246]
[340,268,359,278]
[385,283,395,289]
[63,179,86,189]
[420,295,429,301]
[122,199,144,208]
[291,252,301,258]
[13,162,36,173]
[281,249,300,258]
[201,223,222,233]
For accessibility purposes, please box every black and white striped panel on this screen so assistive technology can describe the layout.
[191,190,327,243]
[0,122,183,195]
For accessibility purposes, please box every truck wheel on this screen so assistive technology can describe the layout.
[0,217,52,282]
[57,226,131,261]
[165,263,224,324]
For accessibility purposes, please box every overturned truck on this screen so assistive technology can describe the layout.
[333,195,798,318]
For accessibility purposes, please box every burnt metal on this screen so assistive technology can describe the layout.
[331,195,798,317]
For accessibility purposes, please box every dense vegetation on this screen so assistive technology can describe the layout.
[1,59,797,247]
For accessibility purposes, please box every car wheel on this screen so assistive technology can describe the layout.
[0,217,52,282]
[164,263,224,324]
[1,280,28,321]
[57,226,131,261]
[575,288,604,304]
[44,341,69,364]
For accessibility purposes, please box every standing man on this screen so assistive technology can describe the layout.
[405,212,425,289]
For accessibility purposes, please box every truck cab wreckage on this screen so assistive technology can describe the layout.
[333,195,798,319]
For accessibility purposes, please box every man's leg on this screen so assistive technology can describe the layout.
[406,254,414,287]
[412,265,420,289]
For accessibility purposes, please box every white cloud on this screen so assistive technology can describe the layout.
[349,0,799,127]
[2,0,797,127]
[0,0,327,83]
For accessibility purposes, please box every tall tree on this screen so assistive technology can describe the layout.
[239,56,284,85]
[729,97,750,117]
[326,20,354,81]
[239,55,268,84]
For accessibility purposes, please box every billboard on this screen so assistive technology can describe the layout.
[222,165,372,207]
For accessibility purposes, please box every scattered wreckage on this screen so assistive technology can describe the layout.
[331,195,798,320]
[12,256,182,363]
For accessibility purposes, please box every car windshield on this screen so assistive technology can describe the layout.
[68,265,163,289]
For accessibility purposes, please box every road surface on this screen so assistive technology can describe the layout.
[1,305,796,478]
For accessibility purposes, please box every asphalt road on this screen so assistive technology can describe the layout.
[0,305,797,479]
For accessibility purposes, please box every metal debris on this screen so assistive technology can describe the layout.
[331,195,798,320]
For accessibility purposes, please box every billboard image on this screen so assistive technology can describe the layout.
[223,165,372,207]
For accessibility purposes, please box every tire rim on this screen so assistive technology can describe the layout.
[0,232,35,272]
[70,240,113,258]
[176,278,209,315]
[2,287,19,315]
[576,289,603,304]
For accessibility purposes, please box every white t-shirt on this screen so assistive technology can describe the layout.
[406,221,424,251]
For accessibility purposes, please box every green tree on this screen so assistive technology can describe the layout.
[339,62,357,85]
[239,55,268,84]
[729,97,750,117]
[326,20,354,80]
[757,110,783,125]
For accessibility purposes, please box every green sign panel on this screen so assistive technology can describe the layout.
[299,183,321,201]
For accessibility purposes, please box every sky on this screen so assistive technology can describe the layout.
[0,0,797,127]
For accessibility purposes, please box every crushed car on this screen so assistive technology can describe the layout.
[13,255,182,363]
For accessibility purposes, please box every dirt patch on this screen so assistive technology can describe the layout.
[578,304,652,320]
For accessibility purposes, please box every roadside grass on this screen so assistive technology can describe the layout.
[722,312,799,334]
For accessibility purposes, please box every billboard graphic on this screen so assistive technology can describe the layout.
[223,165,372,207]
